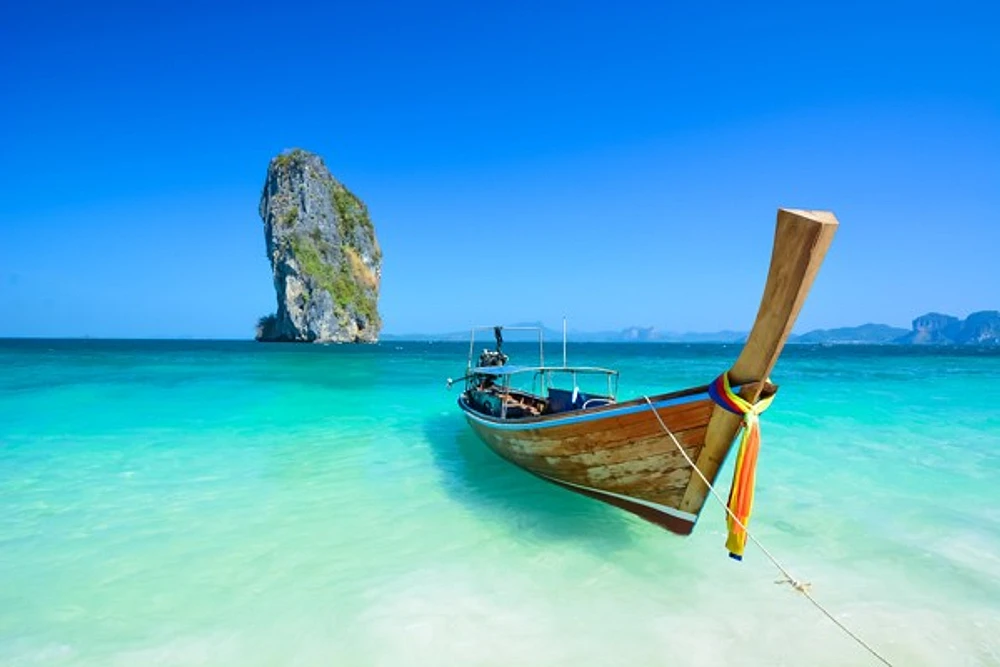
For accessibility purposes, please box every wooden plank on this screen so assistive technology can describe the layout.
[503,400,714,456]
[679,208,838,515]
[539,426,707,467]
[469,417,708,509]
[517,453,696,506]
[543,479,696,535]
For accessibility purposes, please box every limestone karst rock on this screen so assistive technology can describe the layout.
[256,149,382,342]
[894,311,1000,345]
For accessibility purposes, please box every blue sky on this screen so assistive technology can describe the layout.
[1,1,997,338]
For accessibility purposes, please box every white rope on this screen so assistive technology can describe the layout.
[642,396,895,667]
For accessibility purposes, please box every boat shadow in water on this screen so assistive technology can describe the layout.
[423,415,639,552]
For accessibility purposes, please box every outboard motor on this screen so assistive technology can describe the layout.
[476,326,508,367]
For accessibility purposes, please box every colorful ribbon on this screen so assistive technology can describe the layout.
[708,372,775,561]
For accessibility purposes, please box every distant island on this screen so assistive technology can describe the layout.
[256,149,382,343]
[790,323,911,344]
[793,311,999,345]
[383,311,1000,346]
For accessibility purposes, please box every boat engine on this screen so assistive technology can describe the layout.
[477,349,508,367]
[477,326,508,367]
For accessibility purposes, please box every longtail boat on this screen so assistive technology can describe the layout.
[449,208,838,557]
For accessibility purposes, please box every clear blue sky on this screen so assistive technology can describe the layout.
[1,1,997,338]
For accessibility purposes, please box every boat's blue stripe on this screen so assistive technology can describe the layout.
[459,389,710,431]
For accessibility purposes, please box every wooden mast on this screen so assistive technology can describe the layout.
[679,208,839,515]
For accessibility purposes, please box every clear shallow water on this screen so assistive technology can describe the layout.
[1,340,998,666]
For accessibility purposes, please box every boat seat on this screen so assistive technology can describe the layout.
[545,387,607,414]
[504,405,529,419]
[544,388,575,413]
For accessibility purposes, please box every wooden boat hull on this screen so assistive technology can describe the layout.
[459,386,728,535]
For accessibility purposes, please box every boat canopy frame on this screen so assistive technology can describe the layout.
[465,325,620,401]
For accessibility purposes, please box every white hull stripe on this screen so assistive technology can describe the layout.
[536,474,698,524]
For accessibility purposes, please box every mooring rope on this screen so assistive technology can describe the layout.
[642,395,895,667]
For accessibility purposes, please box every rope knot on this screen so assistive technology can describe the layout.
[776,577,812,594]
[707,372,774,418]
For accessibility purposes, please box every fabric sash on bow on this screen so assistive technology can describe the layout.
[708,372,775,561]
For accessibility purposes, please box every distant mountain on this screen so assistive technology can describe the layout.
[791,323,909,344]
[958,311,1000,344]
[382,311,1000,346]
[566,326,746,343]
[383,325,747,343]
[794,311,1000,345]
[382,322,563,343]
[895,311,1000,345]
[660,330,748,343]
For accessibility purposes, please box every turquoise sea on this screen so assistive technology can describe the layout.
[1,340,998,666]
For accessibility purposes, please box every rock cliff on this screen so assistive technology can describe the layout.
[897,313,961,344]
[954,310,1000,345]
[256,149,382,342]
[895,311,1000,345]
